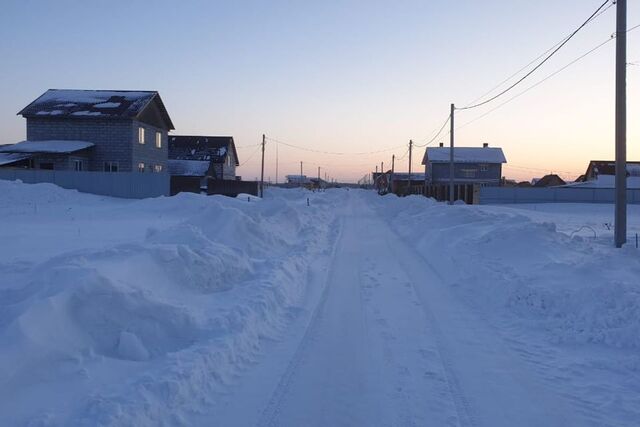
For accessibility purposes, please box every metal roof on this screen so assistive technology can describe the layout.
[18,89,175,130]
[422,147,507,164]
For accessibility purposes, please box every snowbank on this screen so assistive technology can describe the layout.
[0,181,339,426]
[373,193,640,350]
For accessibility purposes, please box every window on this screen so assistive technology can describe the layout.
[138,162,145,172]
[154,164,163,173]
[461,168,477,178]
[480,164,489,172]
[155,132,162,148]
[39,162,54,170]
[73,159,83,171]
[138,127,145,144]
[104,161,119,172]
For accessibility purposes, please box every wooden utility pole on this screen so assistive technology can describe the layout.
[391,154,395,194]
[408,140,413,194]
[317,166,321,188]
[260,134,265,197]
[300,161,303,188]
[275,141,279,185]
[615,0,627,248]
[449,104,455,205]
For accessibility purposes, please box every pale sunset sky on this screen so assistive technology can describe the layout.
[0,0,638,182]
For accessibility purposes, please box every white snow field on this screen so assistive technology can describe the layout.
[1,181,639,426]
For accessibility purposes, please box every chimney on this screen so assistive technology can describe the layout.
[483,142,489,148]
[439,142,444,147]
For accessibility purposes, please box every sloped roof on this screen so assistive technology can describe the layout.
[0,152,32,166]
[533,174,566,187]
[167,160,211,176]
[18,89,174,130]
[168,135,239,165]
[0,140,94,154]
[585,160,640,177]
[422,147,507,164]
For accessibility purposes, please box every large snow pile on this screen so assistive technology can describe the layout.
[374,194,640,349]
[0,181,339,426]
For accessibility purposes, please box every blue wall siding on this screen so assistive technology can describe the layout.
[428,162,502,185]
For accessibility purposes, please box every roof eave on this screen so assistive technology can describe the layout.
[134,92,175,130]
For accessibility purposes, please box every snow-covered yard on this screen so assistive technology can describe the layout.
[1,180,639,426]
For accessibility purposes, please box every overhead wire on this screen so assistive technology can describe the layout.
[414,115,451,147]
[464,1,614,107]
[457,0,612,111]
[238,144,262,166]
[265,136,405,156]
[456,36,615,131]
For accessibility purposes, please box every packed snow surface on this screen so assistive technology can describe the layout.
[0,181,639,426]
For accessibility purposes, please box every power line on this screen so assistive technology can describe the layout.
[454,21,640,131]
[265,136,405,156]
[395,145,411,161]
[457,0,611,111]
[414,115,451,147]
[456,35,615,131]
[464,1,614,107]
[239,144,262,166]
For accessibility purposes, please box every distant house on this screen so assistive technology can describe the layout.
[422,143,507,186]
[568,160,640,189]
[533,174,566,187]
[286,175,310,185]
[167,136,239,181]
[0,89,174,172]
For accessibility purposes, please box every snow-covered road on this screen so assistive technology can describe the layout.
[204,192,591,427]
[2,182,639,426]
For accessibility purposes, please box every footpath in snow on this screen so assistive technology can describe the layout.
[1,181,640,426]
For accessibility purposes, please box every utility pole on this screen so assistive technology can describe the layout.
[391,154,395,194]
[615,0,627,248]
[449,103,455,205]
[260,134,265,197]
[317,166,321,188]
[275,141,279,185]
[408,140,413,195]
[300,161,303,188]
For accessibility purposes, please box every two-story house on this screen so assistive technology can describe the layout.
[167,136,239,181]
[0,89,174,172]
[422,143,507,187]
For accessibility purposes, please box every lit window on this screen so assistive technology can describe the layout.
[154,164,163,173]
[155,132,162,148]
[138,162,145,172]
[138,127,145,144]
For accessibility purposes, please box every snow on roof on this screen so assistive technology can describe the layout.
[167,160,210,176]
[0,152,32,166]
[0,140,94,154]
[168,136,238,165]
[17,90,175,130]
[423,147,507,164]
[565,175,640,189]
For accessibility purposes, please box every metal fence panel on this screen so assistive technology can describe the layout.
[479,187,640,204]
[0,169,169,199]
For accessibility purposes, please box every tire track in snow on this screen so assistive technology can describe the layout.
[376,221,477,427]
[256,216,346,427]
